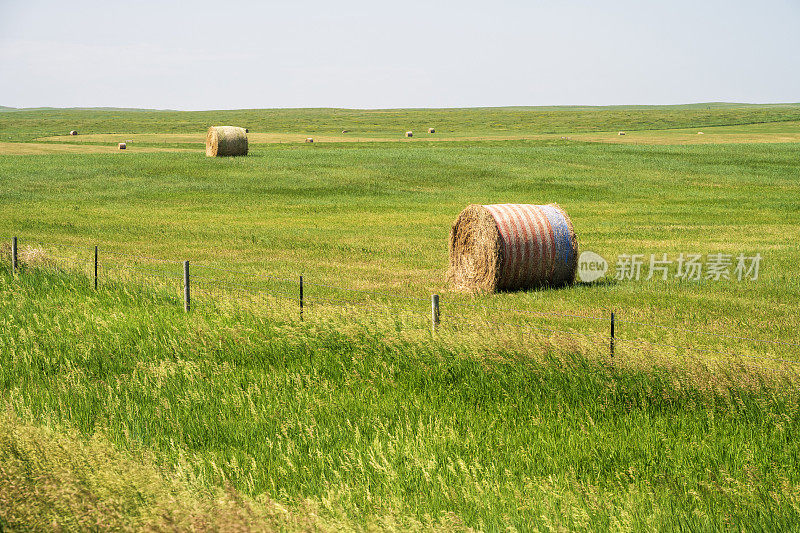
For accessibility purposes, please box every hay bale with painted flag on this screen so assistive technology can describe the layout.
[447,203,578,292]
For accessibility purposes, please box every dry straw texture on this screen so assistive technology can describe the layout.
[447,203,578,292]
[205,126,248,157]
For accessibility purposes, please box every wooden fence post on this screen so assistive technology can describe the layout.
[184,261,190,312]
[431,294,440,334]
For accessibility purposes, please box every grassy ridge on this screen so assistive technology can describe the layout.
[3,103,800,142]
[2,266,800,530]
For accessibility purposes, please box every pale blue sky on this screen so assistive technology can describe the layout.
[1,0,798,110]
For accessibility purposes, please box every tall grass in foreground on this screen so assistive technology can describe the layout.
[2,264,800,530]
[0,409,327,531]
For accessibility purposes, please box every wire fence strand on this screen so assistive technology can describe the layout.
[7,236,799,373]
[616,337,799,376]
[193,278,298,300]
[615,336,800,368]
[443,299,607,323]
[615,317,800,348]
[444,310,606,342]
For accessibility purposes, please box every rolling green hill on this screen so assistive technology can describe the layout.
[2,103,800,142]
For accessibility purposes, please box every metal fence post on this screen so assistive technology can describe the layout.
[183,261,190,312]
[11,237,17,274]
[94,245,98,290]
[431,294,440,334]
[299,274,304,321]
[610,311,615,363]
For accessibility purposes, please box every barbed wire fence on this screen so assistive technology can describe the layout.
[5,236,798,376]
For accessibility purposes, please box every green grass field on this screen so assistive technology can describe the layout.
[1,104,800,530]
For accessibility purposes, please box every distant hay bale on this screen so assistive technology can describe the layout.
[342,130,349,134]
[69,130,78,136]
[405,131,413,138]
[305,137,314,143]
[205,126,248,157]
[618,131,626,136]
[697,131,704,135]
[447,203,578,292]
[118,142,126,150]
[428,128,435,134]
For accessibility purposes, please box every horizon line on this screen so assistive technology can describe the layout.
[3,101,800,113]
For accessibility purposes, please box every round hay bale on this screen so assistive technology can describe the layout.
[618,131,626,136]
[342,130,349,134]
[697,131,704,135]
[405,131,413,138]
[70,130,78,136]
[118,142,126,150]
[305,137,314,143]
[428,128,435,134]
[205,126,248,157]
[447,203,578,292]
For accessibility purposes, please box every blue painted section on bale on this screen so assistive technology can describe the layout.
[541,205,574,268]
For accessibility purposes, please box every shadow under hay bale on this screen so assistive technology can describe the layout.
[205,126,248,157]
[447,203,578,292]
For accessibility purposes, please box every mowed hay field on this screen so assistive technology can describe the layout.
[2,104,800,530]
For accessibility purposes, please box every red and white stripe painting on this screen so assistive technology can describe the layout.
[483,204,571,289]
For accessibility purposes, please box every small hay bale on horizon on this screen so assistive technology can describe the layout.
[697,131,704,135]
[205,126,248,157]
[118,142,126,150]
[618,131,626,136]
[428,128,435,134]
[305,137,314,143]
[405,131,413,138]
[342,130,349,134]
[447,203,578,293]
[69,130,78,136]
